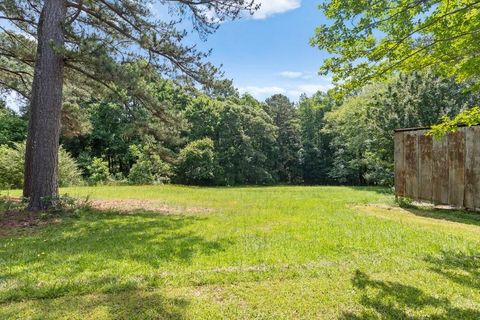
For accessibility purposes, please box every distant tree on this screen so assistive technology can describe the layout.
[87,157,111,185]
[203,79,239,100]
[324,71,478,186]
[265,94,302,183]
[176,138,218,185]
[0,0,258,210]
[324,89,377,185]
[298,92,337,184]
[368,71,478,167]
[128,140,173,185]
[62,101,138,176]
[184,95,222,141]
[0,101,27,146]
[216,101,277,185]
[312,0,480,91]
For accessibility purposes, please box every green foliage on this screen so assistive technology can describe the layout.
[323,71,474,186]
[54,71,473,188]
[58,149,84,187]
[324,90,376,184]
[128,143,173,185]
[298,92,337,184]
[85,102,138,175]
[62,79,188,179]
[182,94,278,186]
[0,0,258,132]
[312,0,480,91]
[0,143,83,189]
[61,101,92,138]
[40,194,89,214]
[0,103,27,146]
[184,95,222,141]
[216,101,277,185]
[87,157,111,185]
[265,94,302,184]
[395,196,414,208]
[0,143,24,189]
[429,107,480,140]
[176,138,218,185]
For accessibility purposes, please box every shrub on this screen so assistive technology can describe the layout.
[59,148,84,187]
[0,143,83,189]
[0,143,24,189]
[176,138,218,185]
[87,157,111,185]
[395,196,414,208]
[41,194,90,213]
[128,144,172,185]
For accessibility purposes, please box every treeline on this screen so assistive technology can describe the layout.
[0,71,478,188]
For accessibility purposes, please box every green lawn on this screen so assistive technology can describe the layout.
[1,186,480,319]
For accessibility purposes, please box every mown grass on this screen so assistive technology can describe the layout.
[1,185,480,319]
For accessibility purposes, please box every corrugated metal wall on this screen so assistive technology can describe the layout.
[394,126,480,210]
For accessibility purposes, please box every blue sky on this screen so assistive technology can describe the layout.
[194,0,331,102]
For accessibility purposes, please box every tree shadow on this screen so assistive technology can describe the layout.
[348,186,394,195]
[402,206,480,227]
[424,250,480,291]
[340,270,480,319]
[0,290,189,319]
[0,207,231,303]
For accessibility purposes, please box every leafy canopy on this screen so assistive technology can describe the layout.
[0,0,258,119]
[311,0,480,91]
[429,106,480,139]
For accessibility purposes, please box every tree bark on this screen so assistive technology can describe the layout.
[24,0,66,211]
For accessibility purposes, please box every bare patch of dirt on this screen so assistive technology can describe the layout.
[0,210,61,236]
[90,199,212,215]
[0,198,211,235]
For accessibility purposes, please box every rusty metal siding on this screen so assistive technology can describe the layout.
[394,132,406,197]
[432,137,449,205]
[464,127,476,209]
[404,132,419,199]
[394,126,480,210]
[448,130,465,208]
[418,134,433,201]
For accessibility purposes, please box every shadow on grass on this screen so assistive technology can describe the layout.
[0,290,189,319]
[424,250,480,290]
[347,186,394,195]
[341,270,480,319]
[0,207,230,303]
[402,206,480,227]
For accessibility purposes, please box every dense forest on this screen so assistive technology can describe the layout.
[1,70,478,189]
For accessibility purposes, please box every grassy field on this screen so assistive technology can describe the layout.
[1,185,480,319]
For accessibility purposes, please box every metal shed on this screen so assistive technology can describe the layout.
[394,125,480,210]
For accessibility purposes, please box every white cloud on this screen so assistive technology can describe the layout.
[279,71,303,79]
[279,71,314,80]
[239,86,286,98]
[252,0,301,19]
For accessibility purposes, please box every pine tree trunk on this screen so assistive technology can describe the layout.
[23,0,66,211]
